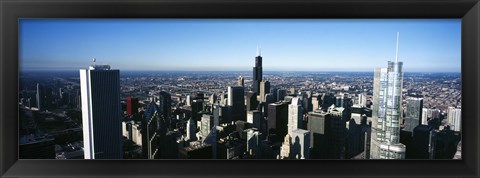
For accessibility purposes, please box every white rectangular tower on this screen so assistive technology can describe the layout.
[288,96,303,136]
[80,64,123,159]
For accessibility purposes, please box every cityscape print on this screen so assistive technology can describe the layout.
[19,19,461,159]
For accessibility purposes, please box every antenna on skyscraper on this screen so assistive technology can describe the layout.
[92,58,96,66]
[395,32,399,63]
[257,45,261,56]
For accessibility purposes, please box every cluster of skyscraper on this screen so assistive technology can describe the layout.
[74,34,461,160]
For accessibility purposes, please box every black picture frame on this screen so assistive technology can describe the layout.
[1,0,479,177]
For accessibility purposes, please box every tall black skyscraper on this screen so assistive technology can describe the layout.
[159,91,172,129]
[246,91,259,111]
[267,102,288,142]
[228,86,246,121]
[143,100,161,159]
[80,64,123,159]
[308,110,346,159]
[253,48,263,95]
[411,125,436,159]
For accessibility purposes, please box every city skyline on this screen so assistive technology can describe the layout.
[19,56,462,160]
[20,19,461,72]
[17,19,463,161]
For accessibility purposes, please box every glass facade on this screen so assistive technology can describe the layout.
[370,61,406,159]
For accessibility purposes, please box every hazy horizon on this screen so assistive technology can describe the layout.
[20,69,461,74]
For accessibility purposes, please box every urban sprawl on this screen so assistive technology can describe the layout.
[19,44,461,160]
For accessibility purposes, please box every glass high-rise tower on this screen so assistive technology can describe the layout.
[404,97,423,132]
[370,33,406,159]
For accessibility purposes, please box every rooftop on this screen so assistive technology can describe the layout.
[89,64,111,70]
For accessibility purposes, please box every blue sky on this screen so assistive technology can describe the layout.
[19,19,461,72]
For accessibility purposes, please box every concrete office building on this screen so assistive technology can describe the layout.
[209,93,217,105]
[191,99,204,122]
[290,129,310,159]
[312,93,320,111]
[277,89,287,102]
[213,104,221,126]
[131,122,142,146]
[201,114,215,140]
[447,107,461,132]
[270,88,279,102]
[262,93,274,111]
[80,63,123,159]
[247,110,262,130]
[301,92,313,113]
[228,86,245,121]
[288,96,303,135]
[36,83,44,110]
[267,102,289,141]
[187,117,197,142]
[308,109,346,159]
[238,76,244,87]
[278,134,292,159]
[421,108,429,125]
[246,129,260,158]
[357,93,367,107]
[259,80,270,102]
[126,96,139,116]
